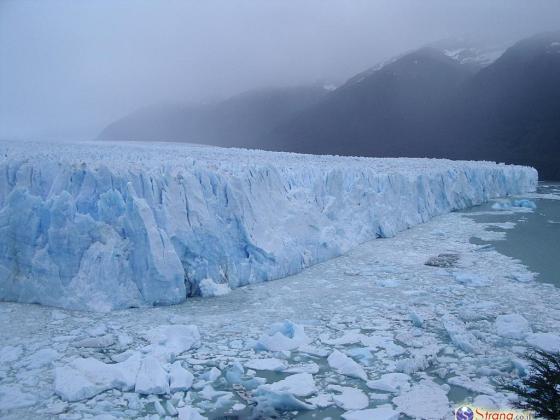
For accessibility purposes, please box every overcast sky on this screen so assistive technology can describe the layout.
[1,0,559,141]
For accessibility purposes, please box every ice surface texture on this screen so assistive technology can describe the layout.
[0,140,537,310]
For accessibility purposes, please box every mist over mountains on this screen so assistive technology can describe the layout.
[99,31,560,179]
[98,86,328,150]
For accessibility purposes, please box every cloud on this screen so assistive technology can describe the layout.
[1,0,559,140]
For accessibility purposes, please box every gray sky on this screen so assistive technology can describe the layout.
[1,0,559,141]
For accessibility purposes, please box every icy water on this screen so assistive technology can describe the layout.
[463,182,560,287]
[1,188,560,419]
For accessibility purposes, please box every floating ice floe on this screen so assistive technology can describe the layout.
[342,404,399,420]
[177,406,207,420]
[506,272,535,283]
[244,358,287,372]
[54,354,141,401]
[54,324,201,402]
[366,372,411,393]
[495,314,532,340]
[143,324,201,362]
[393,379,450,419]
[0,345,23,363]
[513,199,537,209]
[491,199,537,211]
[526,332,560,353]
[224,363,265,390]
[198,384,232,401]
[447,375,495,395]
[306,393,334,408]
[442,314,482,354]
[259,373,316,397]
[201,367,222,383]
[24,348,59,369]
[135,355,170,395]
[255,320,310,351]
[254,373,316,412]
[169,361,194,392]
[472,394,500,409]
[327,350,368,381]
[346,347,375,366]
[283,361,320,374]
[327,385,369,410]
[409,310,425,327]
[396,346,439,374]
[253,388,315,412]
[453,271,491,287]
[360,335,406,357]
[320,329,364,345]
[74,334,115,348]
[0,384,37,410]
[298,344,330,357]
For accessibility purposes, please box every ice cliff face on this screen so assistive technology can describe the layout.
[0,140,537,311]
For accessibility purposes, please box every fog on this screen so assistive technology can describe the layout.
[1,0,559,141]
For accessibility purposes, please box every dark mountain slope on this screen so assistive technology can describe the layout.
[271,33,560,179]
[270,48,475,157]
[447,31,560,179]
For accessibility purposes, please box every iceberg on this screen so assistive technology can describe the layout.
[0,140,537,310]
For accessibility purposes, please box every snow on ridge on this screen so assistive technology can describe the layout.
[0,140,537,311]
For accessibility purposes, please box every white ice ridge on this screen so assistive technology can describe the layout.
[0,140,537,310]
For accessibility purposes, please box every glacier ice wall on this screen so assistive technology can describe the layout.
[0,140,537,311]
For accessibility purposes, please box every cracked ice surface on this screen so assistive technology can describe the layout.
[1,195,560,419]
[0,139,536,310]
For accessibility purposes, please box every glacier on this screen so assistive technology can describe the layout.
[0,140,537,310]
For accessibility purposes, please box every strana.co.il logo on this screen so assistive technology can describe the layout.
[455,406,474,420]
[455,405,533,420]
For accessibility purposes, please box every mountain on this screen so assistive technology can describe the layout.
[429,38,505,70]
[98,85,328,149]
[269,47,475,157]
[447,31,560,179]
[271,32,560,179]
[100,32,560,179]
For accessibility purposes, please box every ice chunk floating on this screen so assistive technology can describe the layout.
[0,140,537,310]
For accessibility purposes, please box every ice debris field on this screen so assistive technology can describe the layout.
[0,140,537,311]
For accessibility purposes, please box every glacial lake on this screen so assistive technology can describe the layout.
[464,182,560,288]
